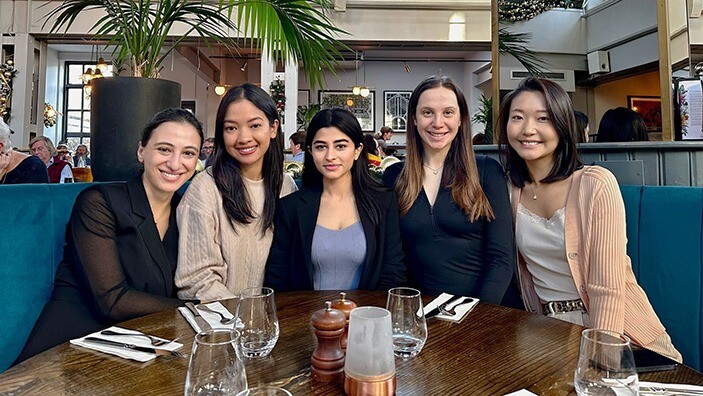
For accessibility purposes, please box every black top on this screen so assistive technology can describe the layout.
[3,156,49,184]
[264,187,407,292]
[15,176,183,363]
[382,156,515,304]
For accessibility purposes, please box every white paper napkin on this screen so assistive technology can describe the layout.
[70,326,184,362]
[503,390,538,396]
[424,292,479,323]
[178,301,242,333]
[640,381,703,394]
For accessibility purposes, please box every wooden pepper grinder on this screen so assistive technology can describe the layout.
[311,301,346,382]
[330,292,357,351]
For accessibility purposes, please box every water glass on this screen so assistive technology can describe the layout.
[344,307,395,382]
[386,287,427,358]
[235,386,293,396]
[236,287,279,358]
[574,329,639,396]
[184,329,247,396]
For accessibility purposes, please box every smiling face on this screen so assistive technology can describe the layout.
[310,126,362,184]
[137,121,201,196]
[507,91,560,170]
[222,99,278,180]
[414,87,461,157]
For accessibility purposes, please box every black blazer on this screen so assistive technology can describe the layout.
[16,176,184,364]
[264,187,407,292]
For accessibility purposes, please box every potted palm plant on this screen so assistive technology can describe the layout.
[45,0,347,181]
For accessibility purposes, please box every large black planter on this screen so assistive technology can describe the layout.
[91,77,182,181]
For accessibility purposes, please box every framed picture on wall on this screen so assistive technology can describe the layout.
[384,91,411,132]
[319,90,375,131]
[627,96,662,132]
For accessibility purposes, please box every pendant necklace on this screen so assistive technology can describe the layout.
[529,182,539,200]
[423,163,443,176]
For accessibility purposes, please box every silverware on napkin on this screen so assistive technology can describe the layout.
[83,337,186,358]
[425,295,464,319]
[185,301,213,332]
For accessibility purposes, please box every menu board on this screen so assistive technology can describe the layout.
[678,80,703,140]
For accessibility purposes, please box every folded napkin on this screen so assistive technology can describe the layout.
[503,390,538,396]
[178,301,242,333]
[424,292,479,323]
[70,326,183,362]
[640,381,703,394]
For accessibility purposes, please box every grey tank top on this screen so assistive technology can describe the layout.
[311,221,367,290]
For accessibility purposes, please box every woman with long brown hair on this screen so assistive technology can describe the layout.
[383,76,514,304]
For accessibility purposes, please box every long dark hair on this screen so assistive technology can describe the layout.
[396,75,494,221]
[302,108,385,225]
[497,77,582,187]
[210,83,284,234]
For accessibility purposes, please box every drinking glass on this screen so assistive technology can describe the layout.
[236,287,279,358]
[344,306,395,395]
[235,386,293,396]
[386,287,427,358]
[184,329,247,396]
[574,329,639,396]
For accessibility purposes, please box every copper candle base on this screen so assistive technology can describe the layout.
[344,372,396,396]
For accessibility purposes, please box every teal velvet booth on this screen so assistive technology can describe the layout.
[0,183,93,372]
[620,185,703,371]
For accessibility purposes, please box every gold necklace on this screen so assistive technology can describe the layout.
[423,163,443,175]
[529,182,540,200]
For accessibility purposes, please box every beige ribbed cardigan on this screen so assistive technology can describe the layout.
[511,166,681,362]
[175,169,297,302]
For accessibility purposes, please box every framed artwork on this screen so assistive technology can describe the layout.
[627,96,662,132]
[384,91,411,132]
[181,100,196,114]
[319,90,375,131]
[298,90,310,106]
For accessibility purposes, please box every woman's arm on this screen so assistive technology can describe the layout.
[582,170,627,333]
[377,191,407,289]
[264,199,295,292]
[175,174,235,302]
[477,158,515,304]
[70,189,182,323]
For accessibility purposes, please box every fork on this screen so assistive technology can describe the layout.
[100,329,179,347]
[196,304,237,325]
[439,298,475,317]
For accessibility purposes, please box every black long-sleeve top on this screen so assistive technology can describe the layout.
[383,156,515,304]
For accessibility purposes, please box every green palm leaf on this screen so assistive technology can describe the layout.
[498,28,548,77]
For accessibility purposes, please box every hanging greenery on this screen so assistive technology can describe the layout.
[499,0,583,22]
[270,78,286,115]
[0,58,17,122]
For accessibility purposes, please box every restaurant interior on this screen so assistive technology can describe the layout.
[2,0,703,394]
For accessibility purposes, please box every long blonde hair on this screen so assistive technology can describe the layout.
[396,76,494,222]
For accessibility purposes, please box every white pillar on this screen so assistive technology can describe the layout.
[284,58,298,139]
[8,33,41,148]
[260,49,275,95]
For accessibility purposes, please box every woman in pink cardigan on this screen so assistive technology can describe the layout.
[497,77,681,362]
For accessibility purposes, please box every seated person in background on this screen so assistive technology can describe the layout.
[176,83,297,302]
[265,108,406,292]
[597,107,649,142]
[14,108,203,364]
[363,133,382,166]
[56,144,72,163]
[29,136,73,183]
[574,111,589,143]
[472,132,485,145]
[377,126,396,157]
[497,77,680,362]
[383,76,514,304]
[72,144,91,167]
[289,131,306,163]
[0,119,49,184]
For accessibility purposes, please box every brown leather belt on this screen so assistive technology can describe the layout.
[542,299,586,315]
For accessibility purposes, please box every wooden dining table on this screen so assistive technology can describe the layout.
[1,291,702,395]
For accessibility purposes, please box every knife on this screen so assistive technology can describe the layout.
[424,295,464,320]
[185,301,212,332]
[83,337,186,357]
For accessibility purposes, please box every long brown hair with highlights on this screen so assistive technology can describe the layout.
[395,76,494,221]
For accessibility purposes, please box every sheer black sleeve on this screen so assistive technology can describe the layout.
[68,188,182,323]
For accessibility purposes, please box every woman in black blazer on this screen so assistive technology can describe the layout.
[265,108,406,291]
[15,108,203,363]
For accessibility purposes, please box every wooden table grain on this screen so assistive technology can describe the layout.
[1,291,701,395]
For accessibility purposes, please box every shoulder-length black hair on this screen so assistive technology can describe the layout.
[596,107,649,142]
[210,83,284,234]
[302,107,385,225]
[497,77,583,187]
[139,107,204,148]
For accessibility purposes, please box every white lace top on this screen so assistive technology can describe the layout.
[516,203,580,302]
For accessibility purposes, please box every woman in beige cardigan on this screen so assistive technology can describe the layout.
[497,77,681,362]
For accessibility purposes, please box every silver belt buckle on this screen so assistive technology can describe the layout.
[546,301,558,315]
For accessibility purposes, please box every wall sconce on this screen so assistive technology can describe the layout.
[214,85,227,95]
[240,62,248,72]
[403,62,411,73]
